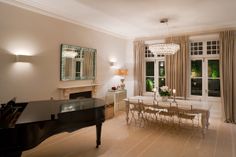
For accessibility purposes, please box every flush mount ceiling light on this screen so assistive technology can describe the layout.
[149,18,180,55]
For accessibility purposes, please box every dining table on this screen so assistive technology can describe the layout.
[124,96,212,136]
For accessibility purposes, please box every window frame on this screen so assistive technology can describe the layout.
[144,55,166,95]
[189,38,221,101]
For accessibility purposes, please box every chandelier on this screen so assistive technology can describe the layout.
[149,18,180,55]
[149,43,180,55]
[62,48,78,58]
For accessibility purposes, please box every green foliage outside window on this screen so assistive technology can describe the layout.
[146,79,154,92]
[208,60,219,78]
[191,60,202,77]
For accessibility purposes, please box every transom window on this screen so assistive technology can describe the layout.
[207,41,220,55]
[190,42,203,55]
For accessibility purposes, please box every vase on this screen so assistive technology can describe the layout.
[161,96,168,102]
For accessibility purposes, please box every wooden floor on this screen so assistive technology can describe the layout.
[22,102,236,157]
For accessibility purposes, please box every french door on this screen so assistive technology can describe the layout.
[190,58,220,100]
[145,59,165,92]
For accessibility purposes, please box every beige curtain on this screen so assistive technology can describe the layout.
[220,30,235,123]
[65,58,73,79]
[133,40,145,96]
[165,36,189,98]
[83,51,94,79]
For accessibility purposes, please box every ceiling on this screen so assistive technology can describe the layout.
[2,0,236,39]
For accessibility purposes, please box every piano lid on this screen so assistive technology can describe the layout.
[60,98,104,113]
[16,98,105,125]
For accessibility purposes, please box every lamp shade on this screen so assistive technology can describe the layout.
[115,69,128,76]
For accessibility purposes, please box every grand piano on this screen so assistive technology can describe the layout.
[0,98,105,157]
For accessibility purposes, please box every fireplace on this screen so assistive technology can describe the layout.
[69,91,92,99]
[58,84,99,99]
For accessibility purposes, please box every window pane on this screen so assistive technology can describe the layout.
[190,42,203,56]
[191,60,202,77]
[191,78,202,95]
[159,78,165,88]
[208,79,220,97]
[76,62,81,78]
[76,61,81,72]
[146,77,154,92]
[159,61,165,77]
[146,62,154,76]
[76,72,80,78]
[208,60,220,78]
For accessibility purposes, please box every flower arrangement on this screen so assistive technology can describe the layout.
[159,86,171,96]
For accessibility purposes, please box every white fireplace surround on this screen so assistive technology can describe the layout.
[58,84,99,99]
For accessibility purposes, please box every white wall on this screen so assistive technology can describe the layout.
[0,2,132,103]
[125,40,134,97]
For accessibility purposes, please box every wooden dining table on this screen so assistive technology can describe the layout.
[124,96,212,136]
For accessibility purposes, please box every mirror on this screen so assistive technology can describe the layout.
[60,44,96,81]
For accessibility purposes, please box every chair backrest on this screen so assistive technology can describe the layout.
[158,101,171,107]
[177,102,193,113]
[128,99,143,112]
[152,100,159,108]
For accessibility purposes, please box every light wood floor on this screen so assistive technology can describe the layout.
[22,103,236,157]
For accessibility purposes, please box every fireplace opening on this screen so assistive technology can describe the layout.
[69,91,92,99]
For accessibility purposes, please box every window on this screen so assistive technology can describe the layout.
[208,60,220,97]
[207,41,220,55]
[145,61,155,92]
[75,61,81,78]
[190,42,203,55]
[158,61,165,88]
[191,60,202,95]
[190,40,220,99]
[145,45,165,92]
[74,51,84,79]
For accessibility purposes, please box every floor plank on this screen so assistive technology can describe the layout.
[22,102,236,157]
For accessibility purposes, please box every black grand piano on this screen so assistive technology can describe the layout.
[0,98,105,157]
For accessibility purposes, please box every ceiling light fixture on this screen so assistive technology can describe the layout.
[149,18,180,55]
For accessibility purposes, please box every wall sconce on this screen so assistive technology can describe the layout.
[15,55,32,62]
[109,58,117,67]
[110,61,116,66]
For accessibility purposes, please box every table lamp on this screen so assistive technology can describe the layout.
[115,69,128,90]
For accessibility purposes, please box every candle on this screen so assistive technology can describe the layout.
[153,88,156,92]
[173,89,176,94]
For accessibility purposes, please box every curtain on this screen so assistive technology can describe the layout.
[165,36,189,98]
[133,40,145,96]
[65,58,73,79]
[220,30,235,123]
[83,51,94,79]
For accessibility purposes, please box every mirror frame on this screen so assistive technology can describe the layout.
[60,44,96,81]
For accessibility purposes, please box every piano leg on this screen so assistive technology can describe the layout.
[96,123,102,148]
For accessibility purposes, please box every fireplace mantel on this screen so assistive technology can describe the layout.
[58,84,100,99]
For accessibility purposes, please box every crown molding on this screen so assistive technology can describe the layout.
[0,0,130,40]
[135,25,236,41]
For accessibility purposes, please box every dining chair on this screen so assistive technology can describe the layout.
[177,103,199,128]
[158,101,176,125]
[128,99,145,127]
[142,100,159,124]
